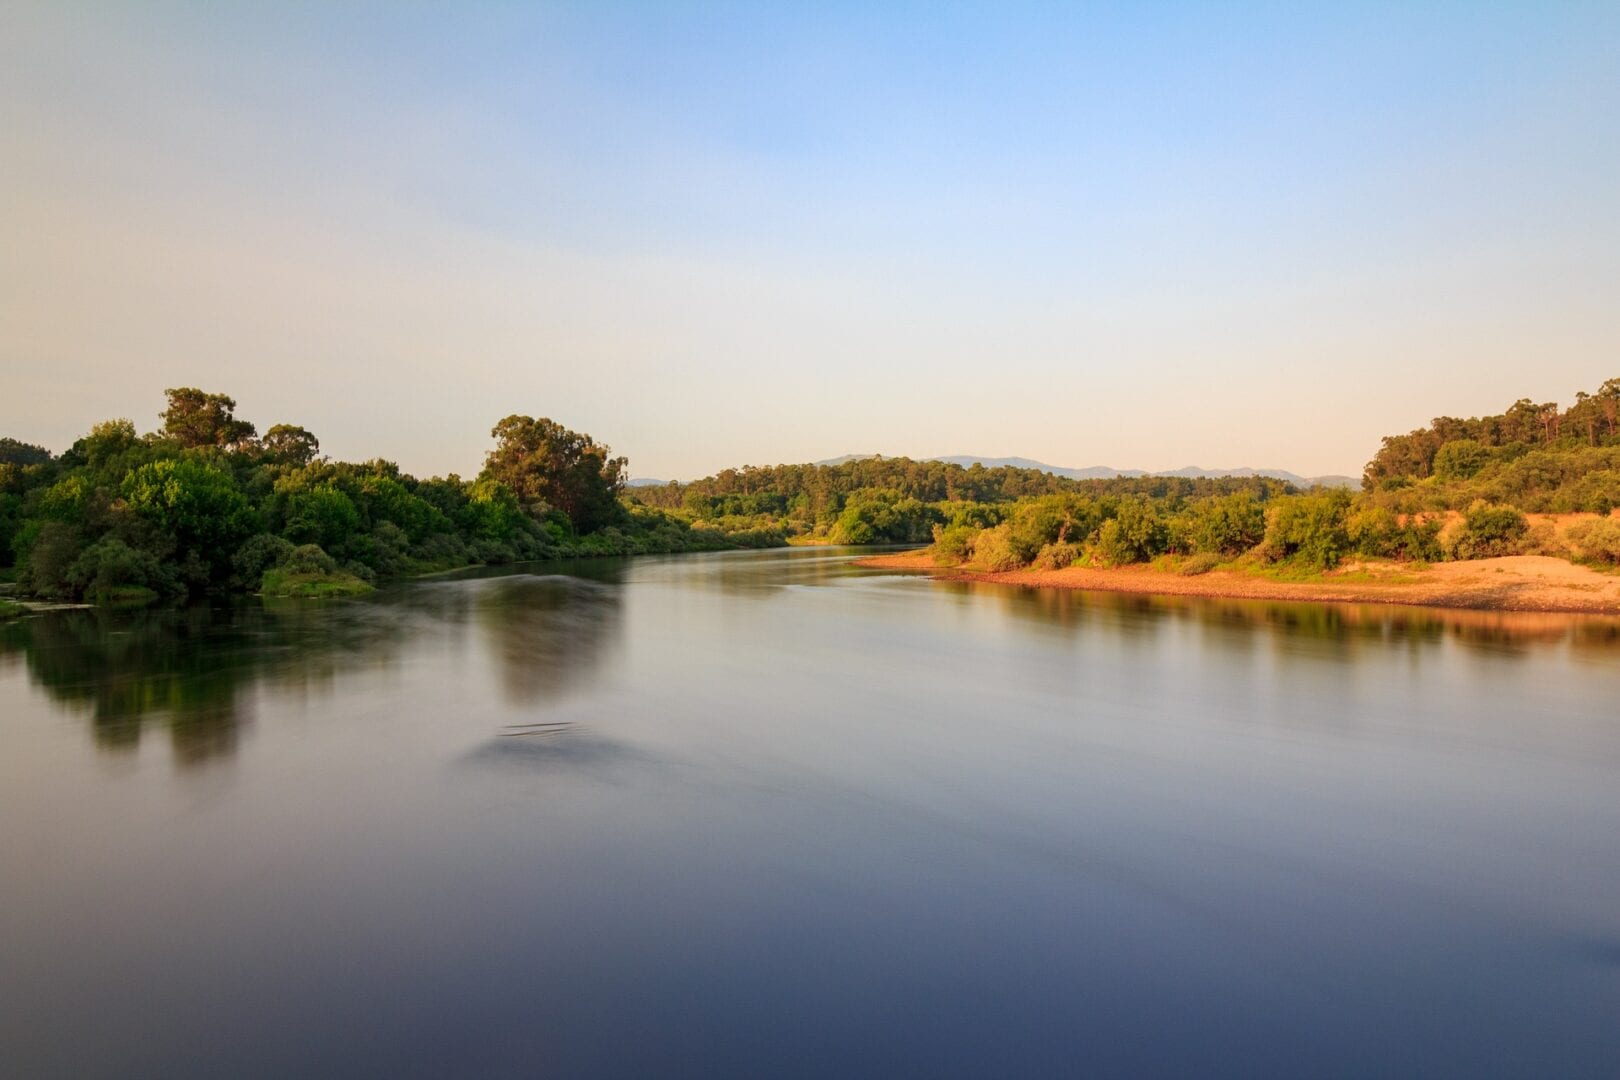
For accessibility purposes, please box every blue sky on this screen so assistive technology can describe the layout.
[3,2,1618,478]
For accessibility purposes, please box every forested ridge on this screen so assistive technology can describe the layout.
[5,377,1620,607]
[1362,378,1620,510]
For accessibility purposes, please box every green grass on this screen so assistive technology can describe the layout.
[260,568,374,599]
[0,598,26,619]
[92,585,160,608]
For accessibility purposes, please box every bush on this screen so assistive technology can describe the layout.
[232,534,295,589]
[1185,492,1265,556]
[1031,541,1081,570]
[17,522,85,599]
[1178,552,1223,576]
[1451,502,1528,560]
[930,523,976,565]
[1521,520,1571,558]
[1566,517,1620,566]
[1005,496,1101,558]
[970,524,1025,572]
[1263,491,1352,570]
[66,537,168,604]
[282,544,339,575]
[1345,507,1400,558]
[1093,497,1169,566]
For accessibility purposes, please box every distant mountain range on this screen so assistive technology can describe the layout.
[817,454,1358,489]
[629,455,1357,489]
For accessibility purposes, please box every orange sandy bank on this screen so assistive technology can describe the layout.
[853,551,1620,615]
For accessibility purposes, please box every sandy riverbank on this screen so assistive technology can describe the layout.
[853,551,1620,615]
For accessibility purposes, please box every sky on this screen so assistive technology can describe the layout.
[3,2,1618,480]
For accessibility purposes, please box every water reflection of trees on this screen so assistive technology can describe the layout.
[638,546,868,595]
[0,566,624,766]
[947,580,1620,659]
[468,575,622,705]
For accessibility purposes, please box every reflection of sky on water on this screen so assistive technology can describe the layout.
[2,547,1620,1075]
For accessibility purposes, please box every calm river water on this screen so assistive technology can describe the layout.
[3,547,1619,1076]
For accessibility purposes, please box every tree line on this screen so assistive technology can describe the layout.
[7,377,1619,605]
[1362,377,1620,511]
[0,389,763,604]
[923,377,1620,576]
[628,457,1296,544]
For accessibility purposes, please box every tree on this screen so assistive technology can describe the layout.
[1185,491,1266,556]
[462,477,525,542]
[1432,439,1491,482]
[1263,490,1352,569]
[1094,496,1169,564]
[0,437,51,467]
[1598,379,1620,438]
[262,423,320,465]
[483,415,627,533]
[161,388,257,449]
[123,458,257,578]
[71,420,140,469]
[283,485,361,552]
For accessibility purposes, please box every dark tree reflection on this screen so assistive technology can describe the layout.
[473,575,623,706]
[0,565,625,765]
[942,578,1620,658]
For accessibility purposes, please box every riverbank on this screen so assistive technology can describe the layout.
[854,551,1620,614]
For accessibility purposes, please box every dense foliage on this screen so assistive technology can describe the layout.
[9,377,1619,604]
[918,378,1620,576]
[0,390,763,604]
[629,456,1296,547]
[1362,377,1620,512]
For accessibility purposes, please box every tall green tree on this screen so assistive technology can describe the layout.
[483,415,627,532]
[123,458,257,576]
[0,437,51,467]
[161,388,257,449]
[262,423,320,465]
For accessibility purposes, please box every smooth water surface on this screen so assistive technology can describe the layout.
[3,548,1620,1076]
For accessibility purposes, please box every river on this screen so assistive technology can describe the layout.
[3,547,1618,1076]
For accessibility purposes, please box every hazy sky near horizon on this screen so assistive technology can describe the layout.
[4,3,1618,479]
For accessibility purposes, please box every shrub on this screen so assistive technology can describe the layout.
[282,544,339,575]
[1091,519,1131,566]
[1566,517,1620,567]
[232,534,295,589]
[1185,491,1266,556]
[1345,507,1401,558]
[1004,496,1101,558]
[1262,490,1352,569]
[1452,502,1528,559]
[17,522,85,599]
[1400,518,1444,562]
[1031,541,1081,570]
[65,537,167,604]
[931,523,976,565]
[1521,520,1571,559]
[970,524,1025,572]
[1093,497,1169,566]
[1178,551,1222,576]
